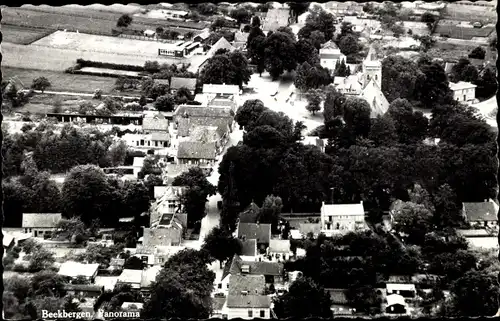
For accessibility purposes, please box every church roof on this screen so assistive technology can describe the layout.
[360,78,389,118]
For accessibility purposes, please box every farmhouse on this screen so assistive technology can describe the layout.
[449,81,477,104]
[320,201,368,236]
[22,213,62,238]
[143,113,169,133]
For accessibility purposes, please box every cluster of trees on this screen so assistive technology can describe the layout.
[142,249,215,318]
[285,227,498,316]
[381,55,454,107]
[31,77,52,93]
[199,49,252,88]
[117,14,133,28]
[172,167,216,226]
[449,57,497,99]
[2,80,34,109]
[294,62,332,92]
[4,270,80,319]
[3,239,56,273]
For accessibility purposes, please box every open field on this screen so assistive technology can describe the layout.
[3,67,118,93]
[434,22,495,40]
[2,42,183,71]
[33,31,181,58]
[1,24,53,45]
[8,94,103,115]
[427,41,477,61]
[4,6,206,36]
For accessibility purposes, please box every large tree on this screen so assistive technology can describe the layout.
[61,165,114,226]
[143,249,215,319]
[199,50,252,88]
[172,167,216,225]
[263,31,298,80]
[294,62,332,91]
[391,201,434,244]
[235,99,267,130]
[202,226,242,267]
[274,277,333,318]
[368,115,398,146]
[388,98,428,144]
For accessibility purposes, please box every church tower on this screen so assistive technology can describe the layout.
[362,44,382,89]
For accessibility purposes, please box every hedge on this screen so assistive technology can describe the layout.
[75,59,145,72]
[70,69,144,79]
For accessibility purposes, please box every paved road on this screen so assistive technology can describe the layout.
[198,128,244,242]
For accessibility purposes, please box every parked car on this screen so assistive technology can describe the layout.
[473,22,483,28]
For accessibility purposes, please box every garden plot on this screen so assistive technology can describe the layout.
[32,31,172,57]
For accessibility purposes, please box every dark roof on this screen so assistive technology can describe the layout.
[228,274,266,296]
[320,53,345,60]
[142,227,182,247]
[326,288,349,305]
[226,295,271,308]
[22,213,62,228]
[240,239,257,256]
[177,141,217,160]
[177,117,191,137]
[64,284,104,292]
[170,77,197,91]
[237,223,271,243]
[239,202,260,223]
[223,254,283,279]
[189,117,232,138]
[175,105,235,118]
[463,201,498,222]
[212,297,226,311]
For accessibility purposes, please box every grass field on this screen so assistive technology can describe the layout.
[15,95,101,115]
[427,41,476,61]
[2,24,53,45]
[435,22,495,40]
[5,6,205,36]
[3,67,118,93]
[32,30,178,57]
[3,42,183,71]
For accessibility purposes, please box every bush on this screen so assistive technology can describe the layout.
[31,77,51,93]
[117,14,133,28]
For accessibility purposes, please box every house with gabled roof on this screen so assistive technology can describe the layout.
[239,202,261,224]
[223,294,272,319]
[22,213,62,238]
[58,261,99,282]
[177,141,217,166]
[229,274,266,296]
[462,199,499,228]
[267,239,292,261]
[143,113,169,133]
[170,77,198,96]
[117,269,143,289]
[207,37,235,56]
[142,227,183,247]
[134,244,184,267]
[221,254,284,285]
[233,31,249,50]
[237,223,271,253]
[320,201,368,237]
[150,186,187,224]
[320,40,346,73]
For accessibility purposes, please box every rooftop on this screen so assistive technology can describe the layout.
[142,227,183,247]
[449,81,478,91]
[386,294,406,307]
[58,261,99,278]
[321,202,365,216]
[207,37,235,57]
[463,200,499,222]
[269,239,291,253]
[226,295,271,308]
[387,283,416,292]
[262,8,291,32]
[325,288,349,305]
[240,239,257,256]
[228,274,266,296]
[118,269,143,284]
[237,223,271,243]
[177,141,217,160]
[22,213,62,228]
[202,84,240,95]
[143,115,169,132]
[170,77,197,91]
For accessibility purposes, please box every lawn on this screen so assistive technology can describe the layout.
[427,41,476,61]
[3,67,118,93]
[1,24,53,45]
[435,22,495,40]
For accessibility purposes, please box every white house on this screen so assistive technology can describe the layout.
[385,294,407,314]
[22,213,62,238]
[320,201,368,236]
[223,295,272,319]
[267,239,293,262]
[58,261,99,282]
[319,41,346,73]
[386,283,417,298]
[449,81,477,104]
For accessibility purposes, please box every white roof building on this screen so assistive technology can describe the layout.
[320,201,368,236]
[386,294,406,307]
[58,261,99,279]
